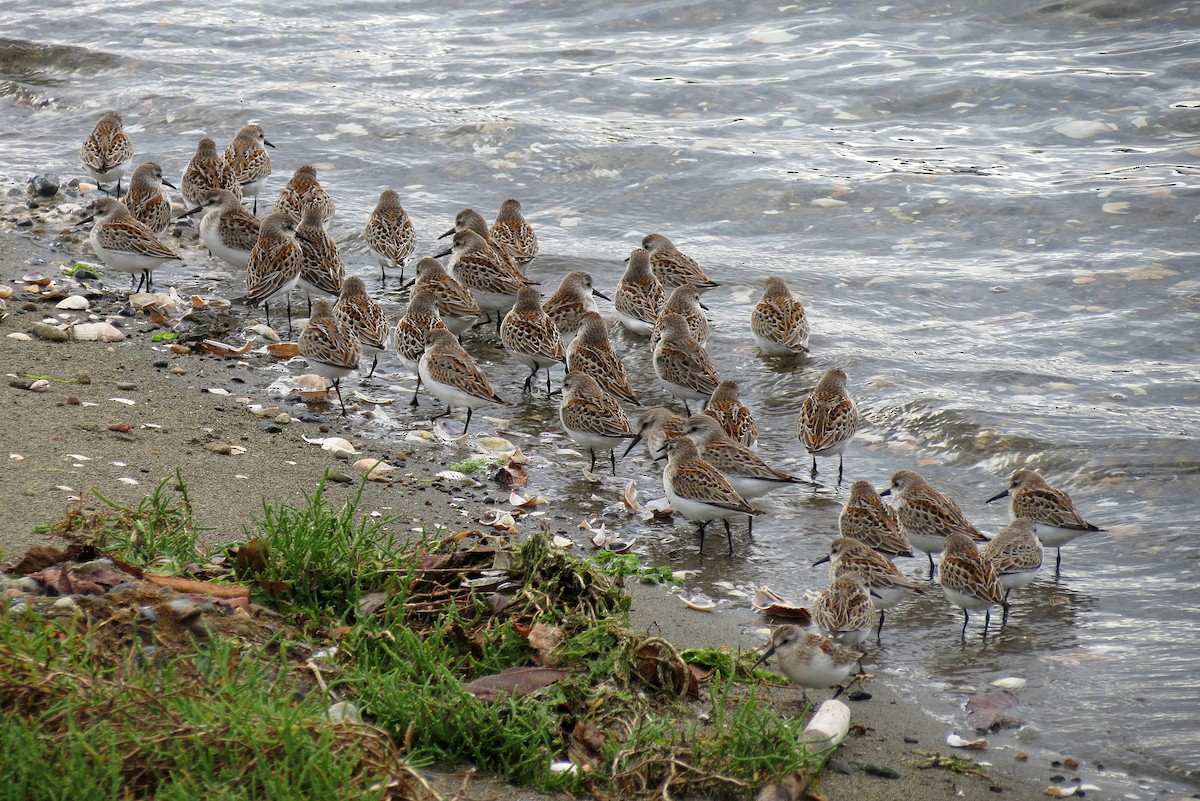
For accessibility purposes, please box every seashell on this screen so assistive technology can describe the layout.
[435,470,477,485]
[555,448,583,457]
[581,468,600,483]
[302,436,359,455]
[7,332,32,341]
[405,430,436,443]
[681,594,717,612]
[205,387,230,396]
[71,322,126,342]
[1042,786,1077,797]
[479,508,517,531]
[28,379,50,392]
[55,295,89,310]
[266,342,300,359]
[118,477,140,485]
[642,497,675,522]
[245,323,281,342]
[946,733,988,750]
[22,272,52,286]
[353,390,394,405]
[992,677,1027,690]
[0,287,13,300]
[433,422,469,443]
[551,535,574,548]
[603,538,635,553]
[110,397,136,406]
[505,447,529,465]
[353,458,396,481]
[191,295,230,309]
[509,491,548,509]
[248,404,280,418]
[129,292,179,311]
[476,436,515,454]
[622,480,641,512]
[751,587,813,621]
[206,442,246,455]
[201,337,255,357]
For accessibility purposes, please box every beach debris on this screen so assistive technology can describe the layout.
[622,480,641,512]
[71,322,126,342]
[353,389,394,405]
[265,342,300,358]
[32,322,68,342]
[434,421,468,443]
[22,272,52,286]
[966,689,1021,731]
[1042,786,1078,797]
[200,337,256,357]
[7,332,31,341]
[206,442,246,456]
[107,421,132,433]
[302,436,359,456]
[247,404,280,418]
[353,457,397,482]
[991,676,1026,689]
[245,323,281,342]
[552,535,574,548]
[751,587,812,622]
[462,666,568,703]
[641,497,675,522]
[479,508,518,534]
[509,491,548,510]
[681,594,716,612]
[55,295,89,310]
[946,733,989,750]
[800,700,852,755]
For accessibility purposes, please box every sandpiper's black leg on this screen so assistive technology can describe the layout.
[697,521,708,555]
[463,407,474,434]
[724,519,734,556]
[960,609,970,640]
[609,448,616,475]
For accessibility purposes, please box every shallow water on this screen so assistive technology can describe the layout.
[4,0,1200,794]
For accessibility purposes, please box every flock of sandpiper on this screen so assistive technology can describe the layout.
[75,111,1105,691]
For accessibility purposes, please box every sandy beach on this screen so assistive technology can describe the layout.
[0,226,1076,800]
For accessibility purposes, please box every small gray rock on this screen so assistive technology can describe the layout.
[28,174,61,198]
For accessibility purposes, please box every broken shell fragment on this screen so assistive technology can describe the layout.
[946,733,989,750]
[353,390,394,405]
[622,480,641,512]
[246,323,281,342]
[476,436,515,454]
[353,458,396,481]
[266,342,300,359]
[751,587,812,621]
[302,436,360,456]
[508,491,548,509]
[681,594,717,612]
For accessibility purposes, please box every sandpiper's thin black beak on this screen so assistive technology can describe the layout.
[264,139,276,149]
[879,487,892,497]
[812,554,831,567]
[621,433,643,458]
[985,489,1010,504]
[438,227,455,240]
[162,178,177,190]
[592,289,611,301]
[752,644,777,671]
[433,245,451,259]
[178,205,202,219]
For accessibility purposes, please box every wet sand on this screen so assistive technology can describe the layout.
[0,230,1068,800]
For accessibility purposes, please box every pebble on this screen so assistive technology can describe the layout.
[169,366,186,375]
[138,606,158,624]
[273,412,291,425]
[327,701,362,723]
[16,576,42,594]
[9,600,29,614]
[32,322,68,342]
[28,174,61,197]
[327,469,355,485]
[52,596,78,612]
[76,373,91,384]
[258,422,283,434]
[107,582,138,593]
[116,381,137,391]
